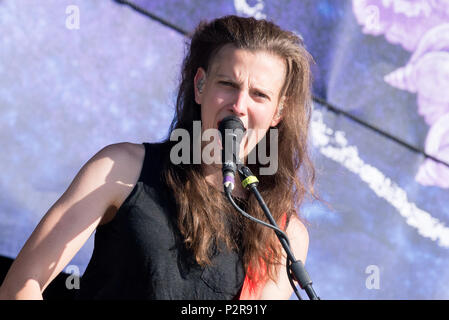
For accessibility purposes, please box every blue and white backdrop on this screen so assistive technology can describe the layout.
[1,0,448,299]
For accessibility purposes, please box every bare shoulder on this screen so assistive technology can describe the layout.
[97,142,145,164]
[286,215,309,239]
[97,142,145,199]
[93,142,146,224]
[285,215,309,264]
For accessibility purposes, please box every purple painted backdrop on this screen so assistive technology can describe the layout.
[1,0,448,299]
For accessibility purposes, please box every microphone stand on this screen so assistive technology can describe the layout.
[225,164,320,300]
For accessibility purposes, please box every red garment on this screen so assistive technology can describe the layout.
[239,213,288,300]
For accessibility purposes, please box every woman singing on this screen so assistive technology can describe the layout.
[0,15,315,300]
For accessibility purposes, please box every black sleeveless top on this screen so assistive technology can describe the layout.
[74,142,245,300]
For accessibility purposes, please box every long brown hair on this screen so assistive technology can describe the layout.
[161,15,316,283]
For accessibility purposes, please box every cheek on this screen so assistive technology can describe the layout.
[250,106,276,129]
[245,108,275,148]
[202,91,226,113]
[200,97,223,128]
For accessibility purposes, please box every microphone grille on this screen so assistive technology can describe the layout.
[218,115,245,135]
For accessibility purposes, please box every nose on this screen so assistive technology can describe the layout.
[230,90,248,116]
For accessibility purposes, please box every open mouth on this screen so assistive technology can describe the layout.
[216,119,247,131]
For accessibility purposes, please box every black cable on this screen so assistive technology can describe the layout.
[224,187,290,245]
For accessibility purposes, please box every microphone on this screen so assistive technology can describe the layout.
[218,115,246,192]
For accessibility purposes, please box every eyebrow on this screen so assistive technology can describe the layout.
[215,74,274,97]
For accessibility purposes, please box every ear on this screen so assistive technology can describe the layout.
[270,96,285,127]
[194,67,207,105]
[270,111,282,127]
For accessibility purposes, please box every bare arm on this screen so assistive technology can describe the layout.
[0,142,143,299]
[258,215,310,300]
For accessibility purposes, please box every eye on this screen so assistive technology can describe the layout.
[219,81,234,87]
[254,91,269,100]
